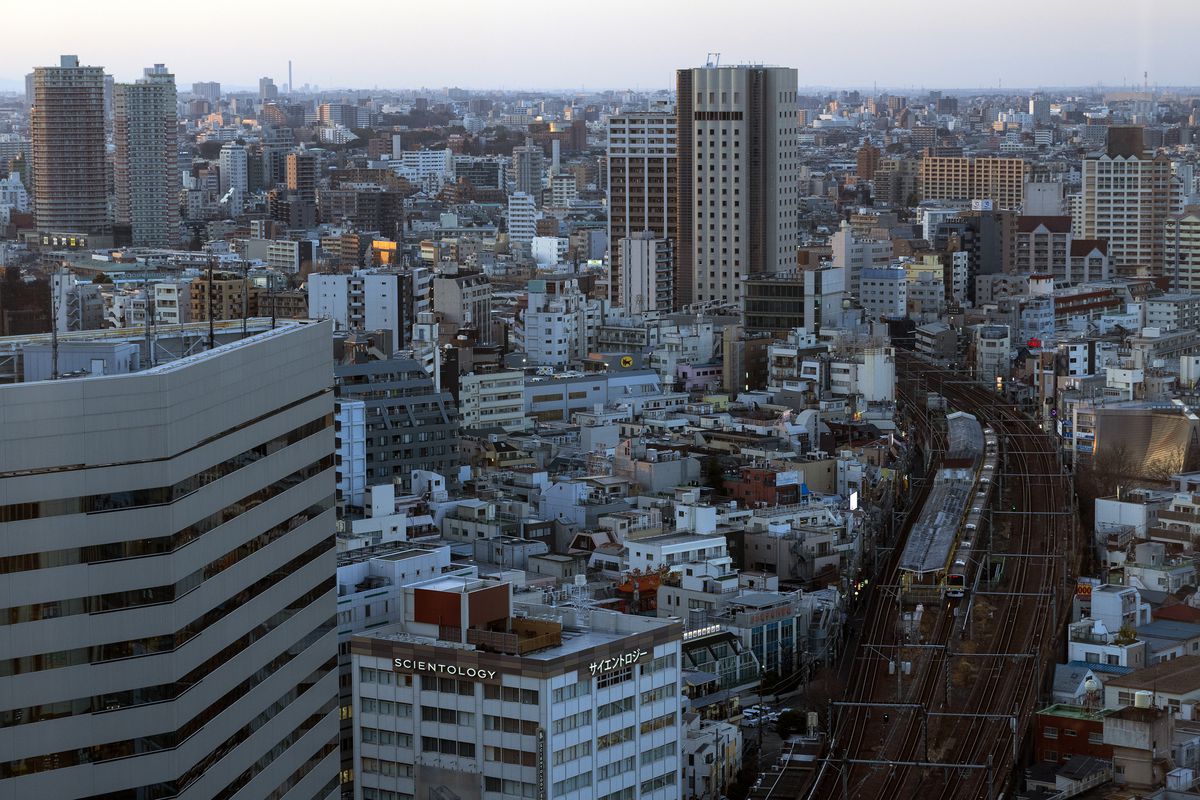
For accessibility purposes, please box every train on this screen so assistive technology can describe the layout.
[945,426,998,598]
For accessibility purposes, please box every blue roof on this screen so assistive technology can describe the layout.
[1067,660,1134,676]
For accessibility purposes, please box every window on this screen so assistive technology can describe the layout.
[553,741,592,765]
[642,742,674,766]
[598,666,632,688]
[597,726,634,750]
[641,712,675,735]
[640,771,676,793]
[552,680,591,703]
[598,696,634,720]
[552,710,591,734]
[553,772,592,795]
[1043,726,1058,739]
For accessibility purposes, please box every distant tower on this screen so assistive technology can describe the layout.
[288,60,293,95]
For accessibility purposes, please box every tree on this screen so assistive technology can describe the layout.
[703,457,726,493]
[198,140,224,160]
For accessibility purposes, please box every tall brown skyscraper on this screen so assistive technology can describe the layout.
[31,55,110,246]
[606,111,676,310]
[676,65,799,309]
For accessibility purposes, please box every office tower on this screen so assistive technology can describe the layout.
[191,80,221,103]
[509,138,545,198]
[1079,126,1182,273]
[218,141,248,195]
[918,155,1029,209]
[114,64,179,247]
[30,55,109,245]
[619,232,674,314]
[607,111,677,309]
[259,76,278,102]
[350,586,684,800]
[675,65,800,308]
[0,320,339,799]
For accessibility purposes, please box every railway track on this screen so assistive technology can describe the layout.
[807,353,1075,799]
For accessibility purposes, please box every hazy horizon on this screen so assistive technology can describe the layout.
[3,0,1198,93]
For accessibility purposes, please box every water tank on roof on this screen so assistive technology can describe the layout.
[646,449,659,462]
[1135,690,1154,709]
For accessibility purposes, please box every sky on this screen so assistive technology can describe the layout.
[3,0,1200,93]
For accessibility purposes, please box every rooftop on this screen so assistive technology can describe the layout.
[1104,655,1200,694]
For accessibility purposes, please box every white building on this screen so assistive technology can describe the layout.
[859,264,908,319]
[460,369,528,432]
[388,148,453,190]
[507,192,539,247]
[532,235,569,267]
[350,582,683,800]
[152,280,191,324]
[831,220,893,299]
[0,320,339,799]
[113,64,178,247]
[516,278,603,368]
[620,233,673,315]
[217,140,248,195]
[308,268,431,349]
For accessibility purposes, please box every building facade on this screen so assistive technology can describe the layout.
[349,581,684,800]
[676,65,799,308]
[31,55,109,244]
[0,320,339,799]
[113,63,178,247]
[607,112,677,309]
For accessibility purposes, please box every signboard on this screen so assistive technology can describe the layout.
[536,729,547,799]
[587,647,647,676]
[971,199,994,211]
[393,658,497,680]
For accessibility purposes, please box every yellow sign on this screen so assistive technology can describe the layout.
[620,356,634,368]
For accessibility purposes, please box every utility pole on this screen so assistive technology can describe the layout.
[241,259,248,339]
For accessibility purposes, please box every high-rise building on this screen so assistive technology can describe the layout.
[856,141,881,180]
[0,320,339,799]
[1079,126,1182,273]
[676,65,800,308]
[286,151,318,204]
[218,141,248,195]
[509,138,545,198]
[114,64,179,247]
[259,76,278,102]
[607,111,677,309]
[30,55,110,245]
[918,155,1029,209]
[507,192,538,246]
[191,81,221,103]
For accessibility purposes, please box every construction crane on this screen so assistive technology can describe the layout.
[706,52,720,68]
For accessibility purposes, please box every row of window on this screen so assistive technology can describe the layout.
[423,737,475,757]
[421,706,473,725]
[2,588,332,729]
[1,539,334,677]
[0,411,328,525]
[552,709,591,735]
[554,740,592,765]
[360,757,413,778]
[361,728,412,747]
[2,496,330,626]
[0,447,332,576]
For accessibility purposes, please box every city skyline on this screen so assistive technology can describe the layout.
[2,0,1199,92]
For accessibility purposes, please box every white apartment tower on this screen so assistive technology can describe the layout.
[218,141,249,195]
[676,65,799,308]
[1078,126,1182,273]
[0,320,339,799]
[507,192,538,246]
[114,64,179,247]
